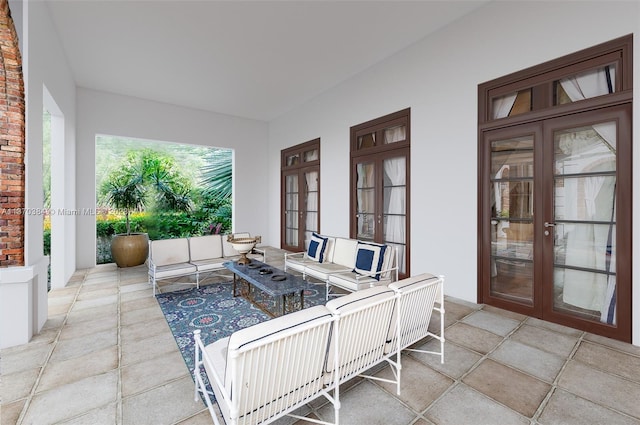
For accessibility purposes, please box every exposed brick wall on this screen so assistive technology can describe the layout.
[0,0,25,267]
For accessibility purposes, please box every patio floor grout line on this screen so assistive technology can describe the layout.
[15,271,86,425]
[116,267,124,425]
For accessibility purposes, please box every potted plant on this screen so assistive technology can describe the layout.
[101,149,192,268]
[103,169,149,268]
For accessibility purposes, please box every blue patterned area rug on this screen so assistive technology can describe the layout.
[155,282,326,402]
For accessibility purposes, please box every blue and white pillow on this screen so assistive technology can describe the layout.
[354,242,387,280]
[307,233,328,263]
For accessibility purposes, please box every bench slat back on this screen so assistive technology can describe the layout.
[225,305,335,425]
[325,286,397,384]
[388,273,442,350]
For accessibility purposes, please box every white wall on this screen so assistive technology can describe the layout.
[75,89,269,269]
[23,0,76,274]
[0,0,76,347]
[268,2,640,343]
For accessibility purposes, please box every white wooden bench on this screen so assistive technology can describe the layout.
[193,273,445,425]
[148,233,265,295]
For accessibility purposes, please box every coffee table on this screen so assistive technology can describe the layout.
[223,260,309,317]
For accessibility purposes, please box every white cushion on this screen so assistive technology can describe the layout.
[331,238,358,268]
[307,232,329,262]
[322,237,337,263]
[353,242,387,280]
[304,262,352,281]
[327,271,390,292]
[325,285,396,314]
[150,238,190,266]
[285,256,316,274]
[227,305,332,352]
[153,263,197,279]
[204,337,231,423]
[189,259,225,272]
[189,235,223,262]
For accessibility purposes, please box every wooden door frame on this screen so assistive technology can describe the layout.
[540,104,632,341]
[350,109,411,279]
[280,139,320,252]
[479,123,543,318]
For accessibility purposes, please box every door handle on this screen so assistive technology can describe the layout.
[544,221,556,236]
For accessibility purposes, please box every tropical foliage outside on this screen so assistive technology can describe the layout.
[94,136,233,264]
[41,127,234,265]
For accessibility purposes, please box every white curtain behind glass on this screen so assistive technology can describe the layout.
[558,69,616,324]
[492,93,517,119]
[384,157,406,273]
[357,163,375,237]
[286,176,298,246]
[559,67,614,102]
[384,126,406,144]
[305,171,318,244]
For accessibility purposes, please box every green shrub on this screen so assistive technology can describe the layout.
[95,202,232,264]
[43,229,51,256]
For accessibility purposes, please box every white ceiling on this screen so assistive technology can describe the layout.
[46,1,487,121]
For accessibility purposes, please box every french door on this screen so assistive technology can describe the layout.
[281,140,320,252]
[481,104,631,341]
[352,152,409,278]
[350,109,411,279]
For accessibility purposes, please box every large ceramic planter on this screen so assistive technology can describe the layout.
[111,233,149,268]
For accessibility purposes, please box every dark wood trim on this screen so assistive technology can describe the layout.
[349,108,411,279]
[477,35,633,342]
[280,139,321,252]
[479,34,633,125]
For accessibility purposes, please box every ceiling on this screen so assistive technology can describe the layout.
[46,1,487,122]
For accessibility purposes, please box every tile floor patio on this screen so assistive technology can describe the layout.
[2,247,640,425]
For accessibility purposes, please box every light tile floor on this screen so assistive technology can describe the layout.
[2,247,640,424]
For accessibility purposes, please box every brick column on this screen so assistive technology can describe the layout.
[0,0,25,267]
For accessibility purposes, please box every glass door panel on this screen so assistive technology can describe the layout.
[383,156,407,274]
[489,136,534,305]
[552,123,617,325]
[304,169,319,247]
[356,162,376,240]
[284,173,299,248]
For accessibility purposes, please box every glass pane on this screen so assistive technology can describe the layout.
[555,63,616,105]
[491,137,534,220]
[490,137,534,177]
[490,134,534,305]
[304,149,318,162]
[554,125,616,175]
[286,154,300,167]
[555,176,616,221]
[356,162,375,239]
[357,133,375,149]
[491,89,532,119]
[553,122,617,325]
[305,170,319,235]
[383,156,406,273]
[383,125,406,144]
[285,175,299,246]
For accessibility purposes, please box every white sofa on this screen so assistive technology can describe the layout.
[193,273,444,425]
[148,233,265,295]
[284,234,399,299]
